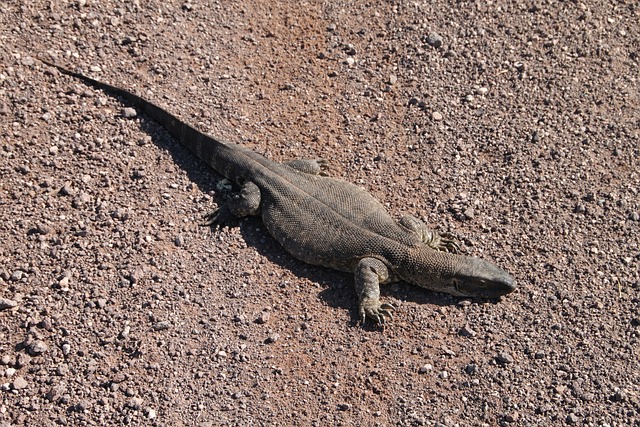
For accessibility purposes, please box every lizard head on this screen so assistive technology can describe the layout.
[404,252,517,298]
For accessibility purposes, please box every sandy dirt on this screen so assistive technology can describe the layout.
[1,0,639,426]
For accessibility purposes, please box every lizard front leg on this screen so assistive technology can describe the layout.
[354,258,395,325]
[399,215,459,253]
[202,181,261,228]
[284,159,330,176]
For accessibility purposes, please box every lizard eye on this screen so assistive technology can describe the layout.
[451,278,462,292]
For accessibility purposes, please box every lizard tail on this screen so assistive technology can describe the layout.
[39,58,232,168]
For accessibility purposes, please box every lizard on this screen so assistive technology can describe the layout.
[40,58,516,325]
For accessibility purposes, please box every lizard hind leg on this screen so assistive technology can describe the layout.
[201,181,261,229]
[399,215,460,253]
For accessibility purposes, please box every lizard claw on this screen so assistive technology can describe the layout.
[438,232,460,253]
[317,159,331,176]
[358,300,395,327]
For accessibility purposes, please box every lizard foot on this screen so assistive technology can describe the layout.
[436,232,460,253]
[317,159,331,176]
[200,207,235,229]
[358,299,395,326]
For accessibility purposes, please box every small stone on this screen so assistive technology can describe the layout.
[459,324,476,337]
[152,321,171,331]
[145,408,157,419]
[12,377,28,390]
[425,32,443,48]
[419,364,433,373]
[265,333,280,344]
[72,192,91,208]
[432,111,443,121]
[122,107,137,118]
[0,354,12,365]
[15,353,31,368]
[337,403,351,411]
[27,340,48,356]
[464,363,477,375]
[503,412,519,423]
[463,208,475,220]
[255,312,270,324]
[128,397,143,410]
[59,182,75,196]
[345,57,355,66]
[566,413,579,424]
[96,298,107,309]
[174,235,185,247]
[5,367,16,377]
[74,400,89,412]
[495,352,514,365]
[21,56,35,66]
[56,364,69,376]
[439,371,449,379]
[61,343,71,356]
[389,74,397,85]
[0,298,18,310]
[45,385,66,402]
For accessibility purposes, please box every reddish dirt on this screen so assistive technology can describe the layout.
[1,1,638,426]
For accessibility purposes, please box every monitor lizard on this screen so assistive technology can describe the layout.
[40,59,516,326]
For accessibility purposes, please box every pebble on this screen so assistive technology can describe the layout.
[419,364,433,373]
[0,355,12,365]
[495,352,514,364]
[152,321,171,331]
[439,371,449,379]
[122,107,137,118]
[345,57,355,66]
[5,367,16,377]
[27,340,49,356]
[566,413,579,424]
[16,353,31,368]
[12,377,28,390]
[265,333,280,344]
[432,111,443,121]
[0,298,18,310]
[256,312,270,324]
[145,408,157,419]
[128,397,143,410]
[72,192,91,208]
[465,363,477,375]
[459,324,476,337]
[425,32,443,48]
[59,182,75,196]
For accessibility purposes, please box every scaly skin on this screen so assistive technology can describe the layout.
[40,58,517,326]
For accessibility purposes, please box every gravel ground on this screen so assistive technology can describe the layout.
[1,1,639,426]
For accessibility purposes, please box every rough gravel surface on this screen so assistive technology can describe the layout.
[1,1,639,426]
